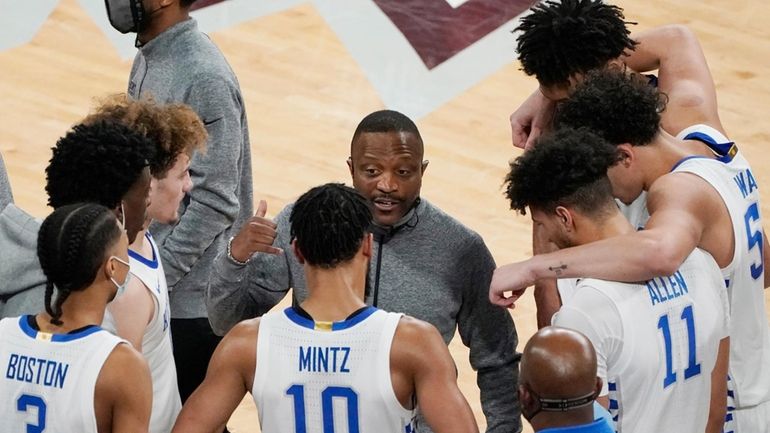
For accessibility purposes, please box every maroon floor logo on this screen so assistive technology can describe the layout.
[373,0,537,69]
[190,0,536,69]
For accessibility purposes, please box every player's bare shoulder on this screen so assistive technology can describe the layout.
[218,318,261,363]
[392,315,450,362]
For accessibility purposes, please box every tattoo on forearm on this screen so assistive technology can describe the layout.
[548,263,567,276]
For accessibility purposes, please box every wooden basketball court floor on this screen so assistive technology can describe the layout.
[1,1,770,431]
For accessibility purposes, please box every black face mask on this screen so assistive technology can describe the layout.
[104,0,148,33]
[522,386,598,422]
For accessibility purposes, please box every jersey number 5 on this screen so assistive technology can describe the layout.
[286,384,359,433]
[17,394,46,433]
[744,202,764,280]
[657,305,701,388]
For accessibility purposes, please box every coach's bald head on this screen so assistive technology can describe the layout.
[519,327,602,429]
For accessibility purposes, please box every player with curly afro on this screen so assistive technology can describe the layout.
[494,67,770,432]
[1,115,155,319]
[502,125,729,433]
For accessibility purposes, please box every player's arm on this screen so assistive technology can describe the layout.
[394,317,479,433]
[491,174,711,307]
[707,337,730,433]
[623,25,724,135]
[533,223,562,328]
[509,88,557,149]
[171,319,259,433]
[96,344,152,433]
[106,276,155,351]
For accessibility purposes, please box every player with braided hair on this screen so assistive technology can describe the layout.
[173,183,478,433]
[0,203,152,433]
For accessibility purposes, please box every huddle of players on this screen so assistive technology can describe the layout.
[490,1,770,432]
[2,1,770,433]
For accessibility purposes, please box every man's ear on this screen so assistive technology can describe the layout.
[292,239,305,264]
[518,384,533,411]
[361,233,373,258]
[554,206,574,232]
[421,159,429,175]
[616,143,635,168]
[346,157,354,176]
[103,256,116,280]
[595,376,603,396]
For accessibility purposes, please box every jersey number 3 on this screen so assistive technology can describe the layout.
[17,394,46,433]
[286,384,359,433]
[657,305,701,388]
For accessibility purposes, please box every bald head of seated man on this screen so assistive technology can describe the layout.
[519,326,612,433]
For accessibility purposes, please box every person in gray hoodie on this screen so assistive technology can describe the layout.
[106,0,253,410]
[0,151,12,212]
[208,110,521,433]
[0,120,154,318]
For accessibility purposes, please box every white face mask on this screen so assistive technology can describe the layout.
[109,256,132,298]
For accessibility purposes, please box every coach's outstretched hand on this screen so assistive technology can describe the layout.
[229,199,283,263]
[510,89,556,149]
[489,260,536,308]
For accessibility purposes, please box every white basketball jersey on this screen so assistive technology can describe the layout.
[253,307,416,433]
[128,232,181,433]
[0,316,125,433]
[556,191,651,306]
[672,124,770,409]
[553,248,729,433]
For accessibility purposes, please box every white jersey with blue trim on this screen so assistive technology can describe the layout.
[673,124,770,410]
[0,316,126,433]
[126,232,180,433]
[253,306,416,433]
[553,248,729,433]
[556,194,650,306]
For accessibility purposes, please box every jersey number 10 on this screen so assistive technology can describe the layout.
[286,384,359,433]
[657,305,701,388]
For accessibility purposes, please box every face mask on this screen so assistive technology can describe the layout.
[104,0,148,33]
[110,256,132,298]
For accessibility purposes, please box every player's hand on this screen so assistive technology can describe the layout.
[229,200,283,262]
[489,261,536,308]
[510,89,557,149]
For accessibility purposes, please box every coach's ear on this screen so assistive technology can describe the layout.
[291,239,305,264]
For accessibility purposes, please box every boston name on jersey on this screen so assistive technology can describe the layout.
[5,353,69,389]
